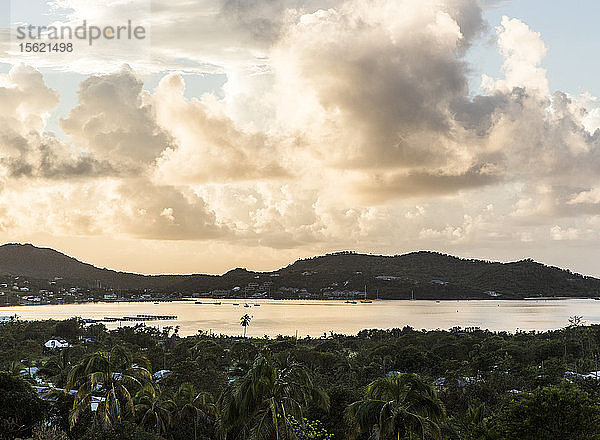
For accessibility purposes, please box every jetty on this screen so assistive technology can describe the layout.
[82,314,177,324]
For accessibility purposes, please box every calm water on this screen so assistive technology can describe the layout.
[2,299,599,337]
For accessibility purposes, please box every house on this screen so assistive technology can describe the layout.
[376,275,400,281]
[153,369,172,381]
[44,338,70,349]
[20,366,39,377]
[91,396,106,412]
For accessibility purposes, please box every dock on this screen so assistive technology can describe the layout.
[82,314,178,324]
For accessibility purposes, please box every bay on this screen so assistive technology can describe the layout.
[1,298,598,337]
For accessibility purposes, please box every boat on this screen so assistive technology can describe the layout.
[253,304,261,307]
[360,285,372,303]
[345,300,357,304]
[214,302,221,305]
[244,304,251,308]
[435,300,440,303]
[232,303,240,306]
[153,302,159,305]
[194,301,202,304]
[409,290,416,301]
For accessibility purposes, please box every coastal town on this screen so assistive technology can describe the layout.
[0,273,386,306]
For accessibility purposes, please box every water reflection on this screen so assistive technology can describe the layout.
[1,299,598,337]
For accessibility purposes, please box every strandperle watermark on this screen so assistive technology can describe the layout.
[7,1,151,65]
[17,20,146,48]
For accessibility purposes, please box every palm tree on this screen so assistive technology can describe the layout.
[240,314,252,338]
[452,404,486,440]
[66,345,152,429]
[345,373,445,440]
[7,360,26,378]
[134,384,176,436]
[175,383,217,440]
[218,354,330,440]
[40,348,72,388]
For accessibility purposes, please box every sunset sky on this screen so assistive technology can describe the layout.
[1,0,600,276]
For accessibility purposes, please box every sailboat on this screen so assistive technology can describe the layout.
[409,289,416,301]
[360,285,372,303]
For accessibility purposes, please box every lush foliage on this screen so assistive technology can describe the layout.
[3,318,600,439]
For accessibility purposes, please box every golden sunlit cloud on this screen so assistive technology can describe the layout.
[1,0,600,275]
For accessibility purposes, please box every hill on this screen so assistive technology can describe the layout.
[0,243,209,290]
[1,244,599,299]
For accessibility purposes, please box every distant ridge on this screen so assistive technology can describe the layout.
[0,243,207,290]
[1,243,599,299]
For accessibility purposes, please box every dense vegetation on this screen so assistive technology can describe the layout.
[2,318,600,439]
[2,244,599,299]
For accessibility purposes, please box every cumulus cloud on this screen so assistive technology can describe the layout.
[273,0,481,163]
[0,64,58,130]
[113,179,229,240]
[4,0,600,274]
[152,73,289,184]
[0,65,230,241]
[482,16,549,95]
[60,65,173,166]
[0,64,126,179]
[569,188,600,205]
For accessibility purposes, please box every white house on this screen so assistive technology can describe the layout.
[153,369,172,381]
[91,396,106,412]
[485,290,502,297]
[44,338,70,349]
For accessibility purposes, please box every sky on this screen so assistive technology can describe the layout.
[2,0,600,276]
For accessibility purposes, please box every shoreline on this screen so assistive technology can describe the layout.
[1,295,598,308]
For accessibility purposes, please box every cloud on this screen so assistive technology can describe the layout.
[550,225,580,241]
[568,188,600,205]
[482,16,549,95]
[0,64,127,179]
[60,65,174,165]
[152,73,290,184]
[0,65,230,241]
[114,178,229,240]
[0,131,123,179]
[5,0,600,273]
[0,64,58,130]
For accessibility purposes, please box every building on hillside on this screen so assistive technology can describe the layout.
[44,338,70,349]
[485,290,501,297]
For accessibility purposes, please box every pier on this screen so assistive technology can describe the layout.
[82,314,177,324]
